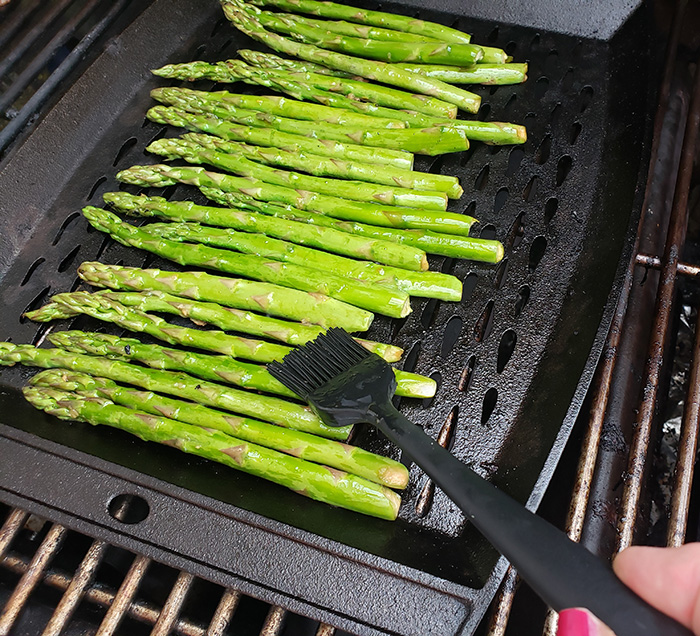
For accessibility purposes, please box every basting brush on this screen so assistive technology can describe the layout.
[268,328,691,636]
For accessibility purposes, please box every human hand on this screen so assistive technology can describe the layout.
[556,542,700,635]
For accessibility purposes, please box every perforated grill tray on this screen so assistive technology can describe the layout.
[0,0,654,634]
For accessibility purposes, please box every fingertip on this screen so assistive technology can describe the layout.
[557,608,616,636]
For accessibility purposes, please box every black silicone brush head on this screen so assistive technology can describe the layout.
[268,328,373,400]
[268,328,396,428]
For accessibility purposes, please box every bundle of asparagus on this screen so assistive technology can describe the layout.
[5,0,528,519]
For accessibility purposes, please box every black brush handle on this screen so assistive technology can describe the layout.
[372,403,692,636]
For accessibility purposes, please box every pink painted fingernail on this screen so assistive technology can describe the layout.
[557,608,595,636]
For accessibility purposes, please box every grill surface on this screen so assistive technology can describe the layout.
[0,0,655,634]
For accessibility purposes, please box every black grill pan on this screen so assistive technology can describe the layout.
[0,0,654,633]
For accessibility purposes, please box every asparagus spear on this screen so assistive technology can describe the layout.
[276,13,439,43]
[27,291,403,363]
[150,84,406,129]
[29,369,408,488]
[248,7,486,66]
[237,52,458,118]
[220,7,481,113]
[22,384,399,518]
[116,165,474,236]
[239,49,356,76]
[137,223,463,300]
[47,331,436,399]
[81,289,405,359]
[392,62,529,85]
[0,342,344,438]
[78,262,372,331]
[244,0,473,44]
[177,134,462,196]
[147,105,414,170]
[150,87,470,155]
[82,206,412,318]
[105,191,431,269]
[146,135,449,210]
[202,188,505,263]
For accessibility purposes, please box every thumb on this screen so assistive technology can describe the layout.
[557,608,616,636]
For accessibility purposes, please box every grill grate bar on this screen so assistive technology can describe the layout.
[0,0,130,157]
[0,0,43,51]
[94,553,151,636]
[617,60,700,552]
[0,522,67,636]
[260,606,287,636]
[636,253,700,277]
[205,588,240,636]
[314,623,336,636]
[0,508,28,560]
[485,566,519,636]
[41,538,108,636]
[151,571,197,636]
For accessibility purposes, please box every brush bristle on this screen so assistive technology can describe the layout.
[268,328,372,399]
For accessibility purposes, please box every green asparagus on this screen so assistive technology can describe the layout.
[146,135,449,209]
[220,7,481,113]
[202,188,505,263]
[48,331,437,399]
[240,49,356,76]
[137,222,462,300]
[22,384,398,518]
[83,206,413,318]
[150,87,469,155]
[244,0,473,44]
[392,62,528,85]
[0,342,345,438]
[105,191,432,269]
[77,262,373,331]
[30,369,408,488]
[178,134,463,196]
[116,165,474,236]
[147,106,414,170]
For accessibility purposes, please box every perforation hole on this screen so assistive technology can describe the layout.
[463,200,476,217]
[506,147,524,177]
[402,340,421,373]
[108,494,150,525]
[87,176,107,201]
[550,102,562,126]
[458,355,477,392]
[94,236,112,261]
[505,41,517,56]
[57,245,81,273]
[216,36,236,56]
[487,26,499,42]
[494,258,508,289]
[474,299,494,342]
[421,371,442,409]
[414,405,458,517]
[113,137,138,167]
[210,16,228,37]
[477,103,491,122]
[32,324,55,347]
[441,257,455,275]
[146,126,168,146]
[506,212,525,251]
[556,155,573,186]
[193,44,207,58]
[474,165,489,191]
[579,86,594,112]
[428,155,445,175]
[515,285,530,316]
[481,388,498,425]
[570,122,582,144]
[420,298,439,329]
[522,175,539,202]
[459,145,476,166]
[493,187,509,214]
[479,224,497,240]
[545,197,559,224]
[530,33,540,48]
[525,112,537,127]
[441,316,463,358]
[52,212,81,245]
[497,329,517,372]
[20,258,45,287]
[535,134,551,164]
[535,77,550,100]
[487,145,502,156]
[19,286,51,324]
[504,94,517,112]
[528,236,547,272]
[462,273,478,305]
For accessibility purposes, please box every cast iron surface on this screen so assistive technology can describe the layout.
[0,0,653,634]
